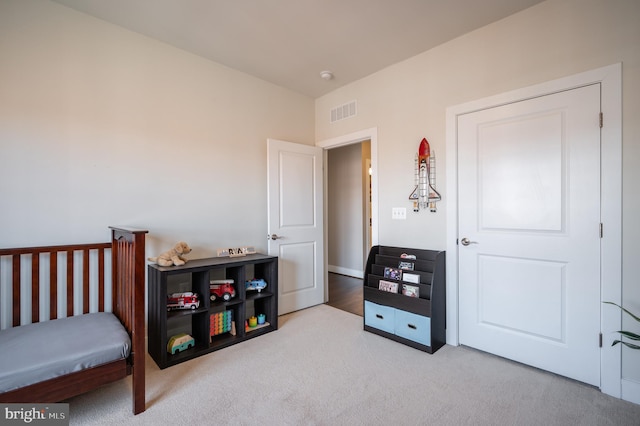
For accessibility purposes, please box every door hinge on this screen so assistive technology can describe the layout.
[599,112,603,128]
[599,333,603,348]
[600,223,604,238]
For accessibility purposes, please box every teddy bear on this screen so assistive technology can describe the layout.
[148,241,192,266]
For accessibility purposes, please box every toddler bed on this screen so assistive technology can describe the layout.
[0,227,147,415]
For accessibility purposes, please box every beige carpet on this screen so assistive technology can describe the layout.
[67,304,640,425]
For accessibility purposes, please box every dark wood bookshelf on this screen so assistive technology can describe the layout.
[148,254,278,369]
[363,245,445,353]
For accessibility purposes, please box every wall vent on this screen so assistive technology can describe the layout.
[330,100,357,123]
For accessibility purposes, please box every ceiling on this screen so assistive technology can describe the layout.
[51,0,545,98]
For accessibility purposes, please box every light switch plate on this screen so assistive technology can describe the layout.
[392,207,407,220]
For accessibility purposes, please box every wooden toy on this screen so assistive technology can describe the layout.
[167,333,195,354]
[248,316,258,327]
[210,311,234,338]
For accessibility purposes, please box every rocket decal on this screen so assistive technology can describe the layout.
[409,138,441,212]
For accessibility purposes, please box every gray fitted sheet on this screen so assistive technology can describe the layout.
[0,312,131,393]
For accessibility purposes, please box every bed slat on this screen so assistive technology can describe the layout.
[50,255,58,319]
[31,254,39,324]
[98,249,105,312]
[66,249,73,317]
[12,255,20,327]
[82,248,89,314]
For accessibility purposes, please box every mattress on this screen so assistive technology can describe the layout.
[0,312,131,393]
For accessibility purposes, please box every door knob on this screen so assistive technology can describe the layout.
[268,234,282,240]
[460,237,478,246]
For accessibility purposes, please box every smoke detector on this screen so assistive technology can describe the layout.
[320,71,333,81]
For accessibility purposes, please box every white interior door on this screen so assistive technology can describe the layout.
[267,139,324,315]
[457,84,602,386]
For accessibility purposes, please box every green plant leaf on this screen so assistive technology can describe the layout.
[604,302,640,350]
[604,301,640,322]
[617,331,640,341]
[621,341,640,350]
[611,340,640,349]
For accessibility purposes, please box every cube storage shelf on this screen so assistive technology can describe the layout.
[363,245,445,353]
[148,253,278,369]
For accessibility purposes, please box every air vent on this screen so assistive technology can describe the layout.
[330,100,357,123]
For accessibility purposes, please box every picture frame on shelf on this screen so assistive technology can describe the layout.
[383,267,403,281]
[402,284,420,298]
[398,261,415,270]
[403,273,420,284]
[378,280,399,293]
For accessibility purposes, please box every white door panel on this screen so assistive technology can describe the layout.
[267,139,324,315]
[478,111,563,231]
[278,151,316,227]
[478,255,565,340]
[280,242,317,294]
[458,84,601,386]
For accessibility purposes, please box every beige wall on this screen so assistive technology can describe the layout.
[0,0,314,258]
[316,0,640,382]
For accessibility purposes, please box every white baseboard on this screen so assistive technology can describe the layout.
[622,378,640,405]
[328,265,364,279]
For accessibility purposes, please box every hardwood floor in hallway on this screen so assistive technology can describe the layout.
[327,272,363,316]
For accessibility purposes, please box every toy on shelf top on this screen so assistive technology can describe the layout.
[148,242,192,266]
[216,247,256,258]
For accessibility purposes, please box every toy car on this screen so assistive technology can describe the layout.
[245,278,267,292]
[167,292,200,311]
[210,280,236,302]
[167,333,195,354]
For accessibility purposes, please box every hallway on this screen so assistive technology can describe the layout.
[327,272,363,317]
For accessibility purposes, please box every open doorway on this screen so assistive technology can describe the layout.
[326,141,371,316]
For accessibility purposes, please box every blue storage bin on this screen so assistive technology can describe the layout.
[364,301,395,334]
[394,310,431,346]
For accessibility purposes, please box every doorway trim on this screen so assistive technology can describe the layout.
[317,127,379,301]
[445,64,621,398]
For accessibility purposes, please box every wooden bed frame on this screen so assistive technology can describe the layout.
[0,226,147,415]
